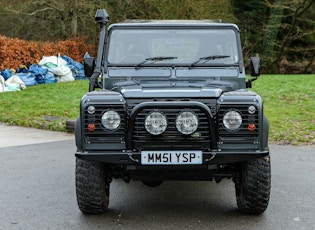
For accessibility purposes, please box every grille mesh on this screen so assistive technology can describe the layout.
[82,100,259,149]
[218,104,259,144]
[128,99,216,150]
[83,104,125,145]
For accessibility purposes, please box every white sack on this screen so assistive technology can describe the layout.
[0,75,5,93]
[39,56,73,77]
[5,75,26,90]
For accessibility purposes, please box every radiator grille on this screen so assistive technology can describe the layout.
[218,104,259,145]
[83,104,125,146]
[128,99,216,150]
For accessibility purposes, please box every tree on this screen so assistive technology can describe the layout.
[26,0,108,42]
[231,0,270,58]
[271,0,315,73]
[0,0,106,42]
[1,0,314,73]
[232,0,315,73]
[104,0,236,23]
[263,0,284,72]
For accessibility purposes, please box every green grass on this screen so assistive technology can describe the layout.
[0,80,88,131]
[252,75,315,145]
[0,75,314,145]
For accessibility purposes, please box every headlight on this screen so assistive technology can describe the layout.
[176,111,199,135]
[223,110,242,131]
[145,112,167,135]
[101,110,121,130]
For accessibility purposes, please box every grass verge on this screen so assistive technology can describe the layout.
[0,75,314,145]
[0,80,88,131]
[252,74,314,145]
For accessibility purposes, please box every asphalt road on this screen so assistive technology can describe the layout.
[0,125,314,229]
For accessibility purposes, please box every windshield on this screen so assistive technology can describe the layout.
[107,28,239,66]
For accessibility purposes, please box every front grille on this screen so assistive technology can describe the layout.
[83,104,125,149]
[128,100,215,151]
[218,104,259,145]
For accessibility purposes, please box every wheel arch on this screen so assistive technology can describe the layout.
[261,115,269,151]
[75,117,83,150]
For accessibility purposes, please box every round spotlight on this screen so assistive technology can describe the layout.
[176,111,199,135]
[145,112,167,135]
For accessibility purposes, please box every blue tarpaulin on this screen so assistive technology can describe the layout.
[0,54,87,88]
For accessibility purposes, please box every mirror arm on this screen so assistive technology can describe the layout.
[89,71,101,92]
[246,76,258,88]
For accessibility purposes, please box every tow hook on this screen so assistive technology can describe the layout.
[205,153,216,162]
[128,154,139,163]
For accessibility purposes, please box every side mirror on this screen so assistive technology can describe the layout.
[246,56,261,88]
[250,56,261,77]
[83,57,95,78]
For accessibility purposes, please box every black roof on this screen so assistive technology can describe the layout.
[108,20,239,31]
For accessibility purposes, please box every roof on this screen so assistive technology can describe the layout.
[108,20,239,31]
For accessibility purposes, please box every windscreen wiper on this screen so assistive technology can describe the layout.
[111,79,141,91]
[135,56,177,69]
[189,55,230,68]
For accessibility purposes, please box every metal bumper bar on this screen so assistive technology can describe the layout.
[75,149,269,165]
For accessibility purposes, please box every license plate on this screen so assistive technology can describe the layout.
[141,151,202,165]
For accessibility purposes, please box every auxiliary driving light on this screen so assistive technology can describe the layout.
[176,111,199,135]
[145,112,167,135]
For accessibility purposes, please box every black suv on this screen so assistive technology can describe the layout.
[75,9,271,215]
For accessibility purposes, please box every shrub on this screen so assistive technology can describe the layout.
[0,35,96,70]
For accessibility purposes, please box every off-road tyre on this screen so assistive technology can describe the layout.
[235,155,271,215]
[75,158,110,214]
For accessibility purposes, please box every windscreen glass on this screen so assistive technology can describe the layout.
[107,28,239,66]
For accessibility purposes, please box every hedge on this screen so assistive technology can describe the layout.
[0,35,96,70]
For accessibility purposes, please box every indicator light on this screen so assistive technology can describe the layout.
[248,123,256,132]
[87,123,96,132]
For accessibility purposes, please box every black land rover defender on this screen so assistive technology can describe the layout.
[75,9,271,215]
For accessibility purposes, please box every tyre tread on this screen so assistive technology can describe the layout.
[236,155,271,215]
[75,158,109,214]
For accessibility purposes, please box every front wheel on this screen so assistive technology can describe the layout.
[235,155,271,215]
[75,158,110,214]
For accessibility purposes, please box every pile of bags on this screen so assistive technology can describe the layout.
[0,55,87,93]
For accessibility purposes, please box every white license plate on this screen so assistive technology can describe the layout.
[141,151,202,165]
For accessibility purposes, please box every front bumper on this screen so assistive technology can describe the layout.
[75,149,269,165]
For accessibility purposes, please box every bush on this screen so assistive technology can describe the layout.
[0,35,96,70]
